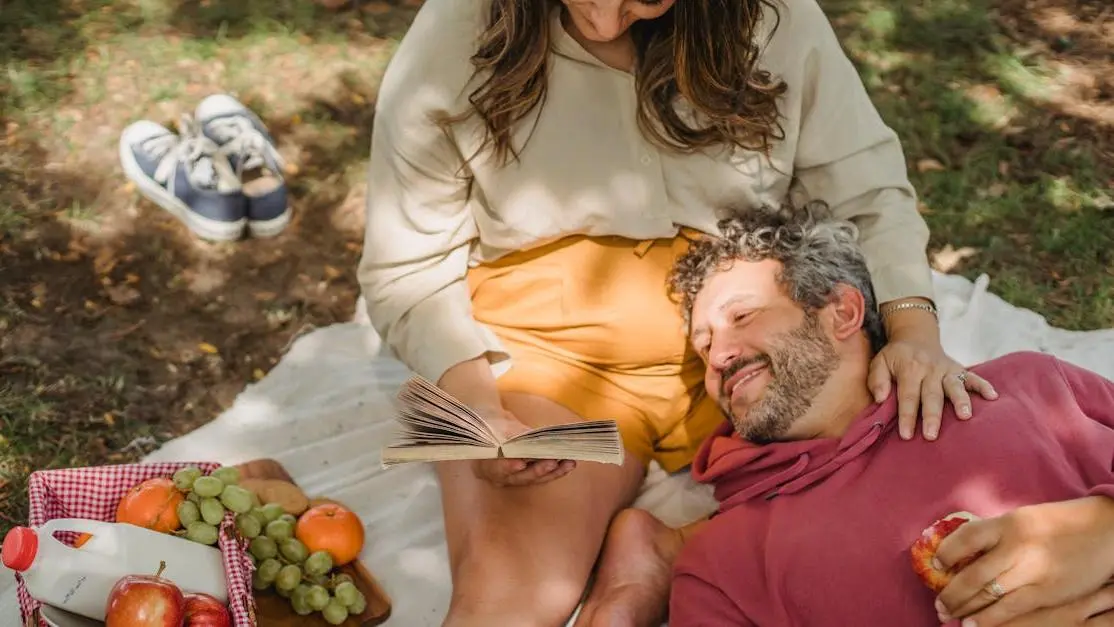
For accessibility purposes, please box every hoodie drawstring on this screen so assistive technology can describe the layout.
[721,421,888,507]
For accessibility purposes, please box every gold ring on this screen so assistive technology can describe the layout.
[985,579,1007,599]
[956,371,970,384]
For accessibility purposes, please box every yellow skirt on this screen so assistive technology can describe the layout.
[467,234,724,472]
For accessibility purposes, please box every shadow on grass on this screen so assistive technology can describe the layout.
[821,0,1114,329]
[0,0,414,123]
[0,73,383,534]
[165,0,419,41]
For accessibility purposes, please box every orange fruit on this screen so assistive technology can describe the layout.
[74,533,93,548]
[295,503,365,566]
[115,477,185,533]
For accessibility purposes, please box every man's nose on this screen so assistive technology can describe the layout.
[710,343,739,372]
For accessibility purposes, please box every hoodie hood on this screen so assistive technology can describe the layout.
[692,393,899,509]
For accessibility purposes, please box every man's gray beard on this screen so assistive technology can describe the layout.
[723,313,840,444]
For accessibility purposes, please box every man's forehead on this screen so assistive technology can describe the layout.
[691,260,782,327]
[696,260,781,305]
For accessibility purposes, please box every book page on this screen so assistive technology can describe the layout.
[501,420,624,465]
[381,443,501,467]
[383,376,625,467]
[394,376,499,445]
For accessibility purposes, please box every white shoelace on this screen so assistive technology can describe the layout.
[140,115,241,194]
[204,115,286,176]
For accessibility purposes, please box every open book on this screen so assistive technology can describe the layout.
[381,376,625,468]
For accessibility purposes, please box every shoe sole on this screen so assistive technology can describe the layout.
[118,135,246,242]
[248,209,292,238]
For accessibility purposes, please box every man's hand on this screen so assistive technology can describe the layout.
[998,585,1114,627]
[471,409,577,488]
[934,497,1114,626]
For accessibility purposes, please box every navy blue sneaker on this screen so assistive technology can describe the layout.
[119,118,247,241]
[196,94,290,238]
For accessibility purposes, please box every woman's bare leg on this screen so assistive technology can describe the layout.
[439,391,646,627]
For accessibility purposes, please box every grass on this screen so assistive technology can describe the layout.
[822,0,1114,329]
[0,0,1112,534]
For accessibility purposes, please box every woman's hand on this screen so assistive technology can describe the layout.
[996,586,1114,627]
[471,407,577,488]
[437,357,577,488]
[933,496,1114,626]
[868,302,997,440]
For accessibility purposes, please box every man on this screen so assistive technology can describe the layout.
[664,203,1114,626]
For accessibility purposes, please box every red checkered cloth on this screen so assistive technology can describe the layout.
[16,462,256,627]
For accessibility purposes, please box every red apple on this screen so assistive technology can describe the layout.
[910,511,984,593]
[183,592,232,627]
[104,561,186,627]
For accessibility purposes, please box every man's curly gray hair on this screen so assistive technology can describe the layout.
[669,201,887,353]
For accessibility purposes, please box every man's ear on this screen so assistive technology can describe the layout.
[826,284,867,341]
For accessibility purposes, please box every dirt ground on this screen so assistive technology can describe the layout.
[0,0,1111,532]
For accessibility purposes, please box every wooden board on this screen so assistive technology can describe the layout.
[235,459,392,627]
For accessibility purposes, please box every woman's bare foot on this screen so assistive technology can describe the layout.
[573,508,686,627]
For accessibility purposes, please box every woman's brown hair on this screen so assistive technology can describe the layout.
[444,0,788,166]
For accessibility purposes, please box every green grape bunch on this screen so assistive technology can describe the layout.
[174,464,368,620]
[171,465,254,546]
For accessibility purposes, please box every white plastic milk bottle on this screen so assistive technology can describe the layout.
[1,518,228,621]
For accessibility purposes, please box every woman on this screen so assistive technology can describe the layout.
[359,0,998,625]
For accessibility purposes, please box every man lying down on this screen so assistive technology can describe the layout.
[662,203,1114,626]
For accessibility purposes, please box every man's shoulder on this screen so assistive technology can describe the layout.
[675,508,758,577]
[969,350,1060,380]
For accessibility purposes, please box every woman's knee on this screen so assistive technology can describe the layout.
[448,568,586,627]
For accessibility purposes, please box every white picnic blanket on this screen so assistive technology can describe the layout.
[3,271,1113,626]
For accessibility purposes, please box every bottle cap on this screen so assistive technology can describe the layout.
[1,527,38,572]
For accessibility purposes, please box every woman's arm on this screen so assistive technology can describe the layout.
[358,0,508,391]
[360,0,573,488]
[776,0,997,438]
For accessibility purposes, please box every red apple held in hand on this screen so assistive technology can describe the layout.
[183,592,232,627]
[910,511,984,593]
[104,561,186,627]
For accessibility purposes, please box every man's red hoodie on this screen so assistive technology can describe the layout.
[669,352,1114,626]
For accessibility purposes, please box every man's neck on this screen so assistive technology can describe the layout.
[793,366,876,441]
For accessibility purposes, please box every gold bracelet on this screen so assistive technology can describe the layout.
[880,302,938,320]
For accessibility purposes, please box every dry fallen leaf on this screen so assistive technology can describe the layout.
[253,369,266,381]
[916,159,946,173]
[105,284,141,306]
[931,245,980,273]
[361,1,392,15]
[254,291,277,301]
[93,248,118,276]
[104,413,116,426]
[324,265,341,280]
[986,182,1008,198]
[198,342,220,354]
